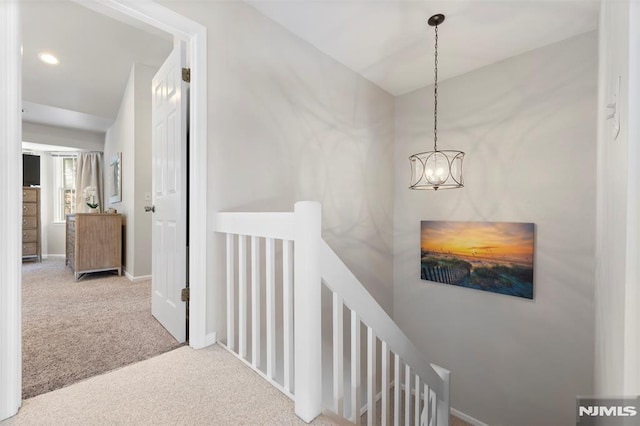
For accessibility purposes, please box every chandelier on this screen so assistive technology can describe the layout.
[409,14,464,191]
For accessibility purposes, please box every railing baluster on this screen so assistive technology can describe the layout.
[394,354,401,426]
[333,292,344,416]
[420,384,429,425]
[283,240,294,393]
[351,311,361,424]
[405,364,411,426]
[265,237,276,379]
[216,205,450,426]
[226,233,235,351]
[429,389,437,426]
[381,341,388,426]
[251,236,261,368]
[414,374,420,426]
[238,235,247,359]
[367,326,376,426]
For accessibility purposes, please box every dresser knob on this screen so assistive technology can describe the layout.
[23,206,27,211]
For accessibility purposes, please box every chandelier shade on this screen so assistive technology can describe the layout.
[409,150,464,190]
[409,13,465,191]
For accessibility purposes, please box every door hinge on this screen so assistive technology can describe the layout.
[182,67,191,83]
[181,287,190,302]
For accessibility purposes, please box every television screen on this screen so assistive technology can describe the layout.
[23,154,40,187]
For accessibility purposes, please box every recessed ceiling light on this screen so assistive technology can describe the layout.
[38,52,59,65]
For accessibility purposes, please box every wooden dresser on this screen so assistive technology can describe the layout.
[66,213,122,281]
[22,187,41,262]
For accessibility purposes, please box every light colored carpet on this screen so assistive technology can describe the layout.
[19,260,470,425]
[22,259,182,399]
[4,344,470,426]
[4,345,338,425]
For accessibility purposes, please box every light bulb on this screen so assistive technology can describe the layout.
[38,52,59,65]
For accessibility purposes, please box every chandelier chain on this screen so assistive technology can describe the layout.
[433,24,439,151]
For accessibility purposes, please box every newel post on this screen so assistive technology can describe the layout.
[432,364,451,426]
[293,201,322,423]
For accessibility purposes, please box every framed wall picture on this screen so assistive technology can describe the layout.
[421,221,535,299]
[109,152,122,204]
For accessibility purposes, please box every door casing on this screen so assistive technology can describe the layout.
[0,1,208,420]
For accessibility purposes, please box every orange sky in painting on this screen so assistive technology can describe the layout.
[421,221,534,258]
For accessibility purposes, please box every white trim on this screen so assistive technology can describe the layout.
[123,271,152,283]
[186,24,208,350]
[0,1,208,419]
[0,2,22,421]
[625,2,640,392]
[450,407,490,426]
[42,254,65,260]
[205,332,217,347]
[82,1,208,349]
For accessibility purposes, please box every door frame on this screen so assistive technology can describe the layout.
[0,1,208,420]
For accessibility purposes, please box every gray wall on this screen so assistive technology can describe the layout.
[161,1,396,336]
[393,32,597,425]
[23,122,104,152]
[104,63,155,280]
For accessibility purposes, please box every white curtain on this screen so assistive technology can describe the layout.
[76,152,104,213]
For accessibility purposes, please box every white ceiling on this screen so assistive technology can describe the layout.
[21,1,173,132]
[248,0,600,95]
[20,1,600,134]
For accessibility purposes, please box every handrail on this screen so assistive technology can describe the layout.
[214,202,450,425]
[319,240,446,397]
[215,211,295,240]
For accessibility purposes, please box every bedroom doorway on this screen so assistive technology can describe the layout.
[0,1,208,420]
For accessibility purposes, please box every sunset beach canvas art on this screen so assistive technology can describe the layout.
[420,221,535,299]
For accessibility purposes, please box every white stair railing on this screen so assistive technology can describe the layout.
[214,201,450,426]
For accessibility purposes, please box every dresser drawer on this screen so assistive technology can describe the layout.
[22,243,37,257]
[22,203,38,216]
[22,216,37,229]
[22,189,37,203]
[22,229,37,243]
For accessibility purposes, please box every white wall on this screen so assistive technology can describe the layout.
[393,32,597,425]
[161,1,396,335]
[22,122,104,152]
[104,63,155,280]
[595,1,640,396]
[37,153,57,256]
[133,64,154,278]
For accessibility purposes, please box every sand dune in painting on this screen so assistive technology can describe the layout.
[420,221,534,299]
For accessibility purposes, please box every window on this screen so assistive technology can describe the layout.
[53,155,77,222]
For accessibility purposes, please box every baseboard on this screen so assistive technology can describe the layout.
[204,332,217,347]
[394,383,488,426]
[42,254,65,259]
[123,271,152,283]
[451,407,489,426]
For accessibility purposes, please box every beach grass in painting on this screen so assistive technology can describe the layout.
[421,221,535,299]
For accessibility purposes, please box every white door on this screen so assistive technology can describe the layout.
[151,42,188,343]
